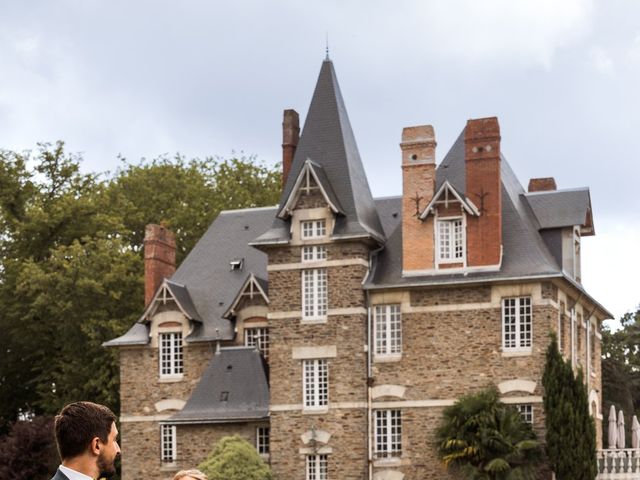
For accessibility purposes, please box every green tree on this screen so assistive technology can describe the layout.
[543,335,597,479]
[437,387,541,479]
[601,307,640,445]
[198,435,272,480]
[103,154,281,262]
[0,142,281,429]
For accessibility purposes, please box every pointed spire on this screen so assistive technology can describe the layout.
[277,59,384,243]
[325,33,330,60]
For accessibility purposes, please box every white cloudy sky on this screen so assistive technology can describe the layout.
[1,0,638,324]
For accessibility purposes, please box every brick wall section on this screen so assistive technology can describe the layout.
[373,304,554,399]
[270,409,368,480]
[294,176,329,209]
[410,286,491,306]
[121,421,265,480]
[464,117,502,267]
[268,238,370,479]
[177,422,266,472]
[120,343,213,416]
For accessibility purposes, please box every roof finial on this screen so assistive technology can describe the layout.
[325,32,330,60]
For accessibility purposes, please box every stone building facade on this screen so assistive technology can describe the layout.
[105,58,610,479]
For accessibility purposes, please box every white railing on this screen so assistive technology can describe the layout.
[597,449,640,479]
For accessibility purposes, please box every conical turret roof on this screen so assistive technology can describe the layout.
[277,59,384,243]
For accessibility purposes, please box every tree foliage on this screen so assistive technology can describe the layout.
[0,416,58,480]
[198,435,272,480]
[436,387,541,480]
[0,142,281,430]
[543,335,597,479]
[601,307,640,445]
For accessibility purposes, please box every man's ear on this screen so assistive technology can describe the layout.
[90,436,101,456]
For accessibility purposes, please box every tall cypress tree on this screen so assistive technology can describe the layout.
[543,335,597,479]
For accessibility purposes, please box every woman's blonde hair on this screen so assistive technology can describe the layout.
[173,469,208,480]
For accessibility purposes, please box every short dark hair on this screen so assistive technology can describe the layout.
[54,401,116,460]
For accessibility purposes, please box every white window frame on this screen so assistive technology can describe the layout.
[159,332,183,377]
[302,268,328,320]
[515,404,533,424]
[374,409,402,458]
[374,304,402,357]
[302,245,327,262]
[256,426,270,455]
[245,327,269,359]
[502,297,532,352]
[160,424,177,463]
[306,454,328,480]
[436,216,465,265]
[303,359,328,410]
[301,219,326,239]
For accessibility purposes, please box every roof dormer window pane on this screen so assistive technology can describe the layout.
[302,219,326,239]
[437,218,464,264]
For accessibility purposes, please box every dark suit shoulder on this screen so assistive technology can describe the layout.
[51,468,71,480]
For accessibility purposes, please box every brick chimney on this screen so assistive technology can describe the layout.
[464,117,502,267]
[528,177,557,192]
[144,224,176,306]
[282,109,300,188]
[401,125,437,272]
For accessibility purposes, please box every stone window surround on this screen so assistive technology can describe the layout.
[256,426,270,455]
[160,424,177,465]
[291,207,335,246]
[302,268,328,321]
[245,326,270,358]
[306,453,328,480]
[501,296,532,354]
[435,215,466,267]
[301,218,327,240]
[515,403,533,424]
[373,304,402,360]
[303,358,329,411]
[158,331,184,381]
[374,409,402,460]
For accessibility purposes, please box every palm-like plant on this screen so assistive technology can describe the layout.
[437,388,541,480]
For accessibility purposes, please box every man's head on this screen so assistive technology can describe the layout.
[54,401,120,478]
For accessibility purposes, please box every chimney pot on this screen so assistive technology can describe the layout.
[528,177,557,192]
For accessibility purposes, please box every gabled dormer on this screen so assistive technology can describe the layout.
[419,181,480,269]
[277,159,343,246]
[524,178,594,284]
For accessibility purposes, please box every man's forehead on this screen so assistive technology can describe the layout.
[111,422,118,436]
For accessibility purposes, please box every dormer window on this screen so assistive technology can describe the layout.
[301,219,326,239]
[437,218,464,264]
[229,258,244,271]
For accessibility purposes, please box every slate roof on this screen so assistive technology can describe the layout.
[524,188,594,234]
[254,59,385,245]
[167,347,269,424]
[105,206,276,346]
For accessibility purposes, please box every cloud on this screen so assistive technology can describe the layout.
[590,46,615,74]
[327,0,595,69]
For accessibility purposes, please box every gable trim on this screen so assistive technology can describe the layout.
[278,159,343,219]
[223,273,269,319]
[139,280,200,323]
[419,180,480,219]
